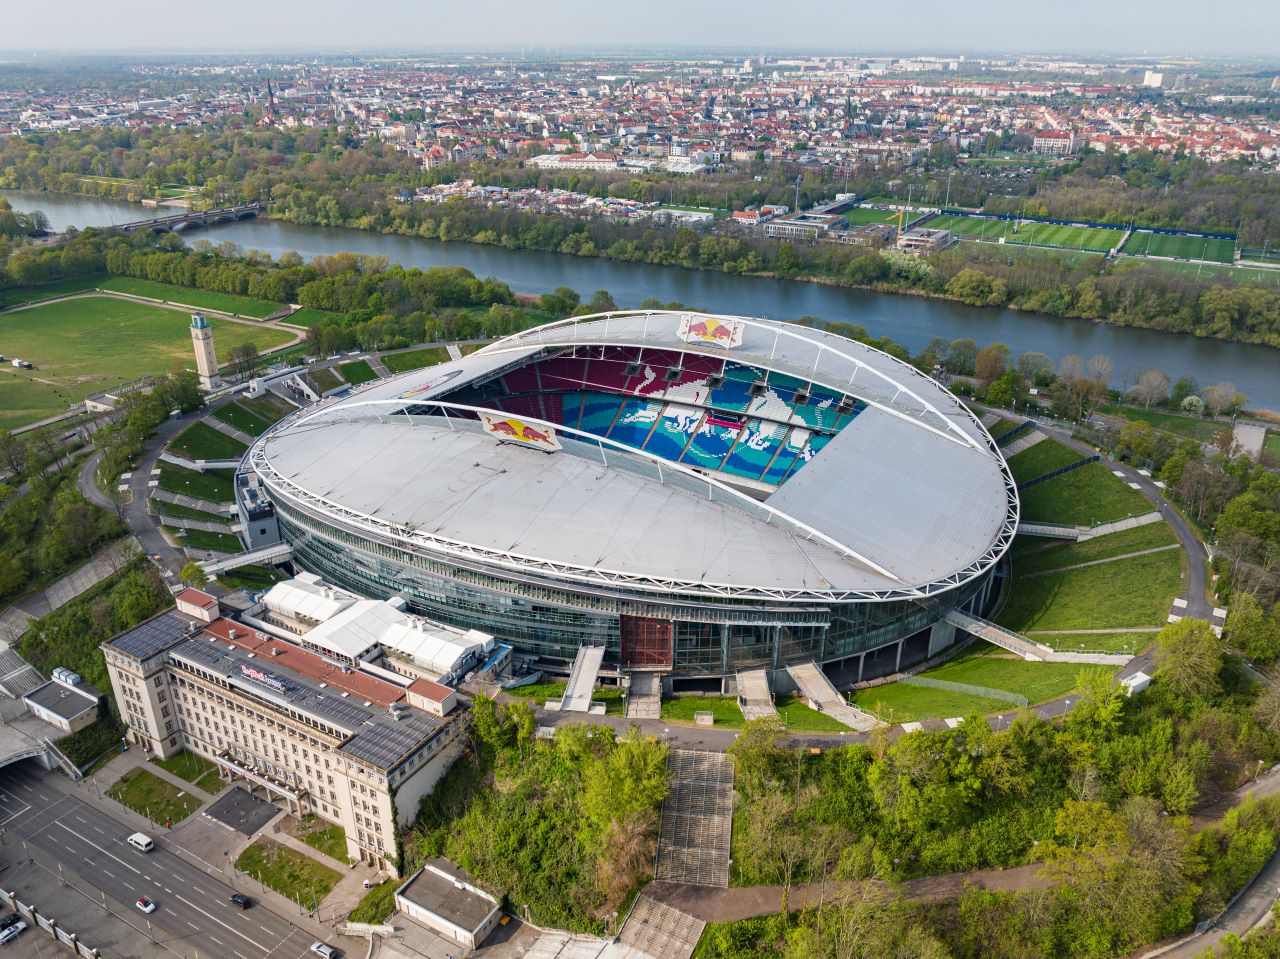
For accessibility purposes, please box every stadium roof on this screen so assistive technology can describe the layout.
[252,312,1017,601]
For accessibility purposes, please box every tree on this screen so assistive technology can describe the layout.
[1087,354,1114,388]
[229,342,260,381]
[1170,376,1198,407]
[1155,619,1223,701]
[1225,593,1280,664]
[974,343,1010,388]
[944,338,978,376]
[1131,369,1171,409]
[1016,351,1055,386]
[985,370,1026,409]
[1203,381,1244,418]
[179,562,208,589]
[1181,395,1206,417]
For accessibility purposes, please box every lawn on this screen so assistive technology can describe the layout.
[1117,258,1280,287]
[660,696,745,728]
[0,295,292,431]
[212,401,274,437]
[845,207,902,226]
[348,880,397,923]
[338,359,378,385]
[238,393,295,423]
[214,564,287,591]
[921,643,1111,705]
[168,421,248,461]
[0,274,106,308]
[1018,461,1152,526]
[926,214,1121,252]
[505,680,623,714]
[1121,230,1236,264]
[304,367,344,394]
[1266,431,1280,459]
[998,548,1185,632]
[107,767,202,826]
[98,276,283,317]
[774,695,851,732]
[156,464,235,502]
[1005,438,1085,485]
[165,526,242,552]
[1031,632,1154,655]
[383,347,451,373]
[1096,403,1226,443]
[152,499,231,525]
[851,682,1009,723]
[283,308,346,328]
[235,838,342,908]
[150,749,224,794]
[1013,521,1178,576]
[290,815,350,864]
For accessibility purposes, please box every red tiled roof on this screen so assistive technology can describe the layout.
[176,588,218,609]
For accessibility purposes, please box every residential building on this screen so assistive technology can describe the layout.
[1032,130,1078,155]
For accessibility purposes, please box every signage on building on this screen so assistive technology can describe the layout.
[479,413,561,451]
[398,368,465,400]
[678,315,743,349]
[240,663,289,693]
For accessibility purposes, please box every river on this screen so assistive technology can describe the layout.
[7,189,1278,408]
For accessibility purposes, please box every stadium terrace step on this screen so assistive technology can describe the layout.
[561,644,606,712]
[203,415,255,446]
[1001,429,1047,457]
[1016,520,1088,540]
[655,750,734,887]
[150,488,234,516]
[735,669,777,721]
[200,541,292,575]
[158,451,242,472]
[626,671,662,719]
[616,893,706,959]
[784,662,881,732]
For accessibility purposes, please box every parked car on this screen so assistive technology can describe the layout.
[229,893,252,909]
[136,897,157,914]
[309,944,338,958]
[0,920,27,944]
[0,915,19,931]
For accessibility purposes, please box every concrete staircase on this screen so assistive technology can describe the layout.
[204,415,255,447]
[626,671,662,719]
[735,669,778,721]
[561,644,606,713]
[785,662,881,731]
[614,894,705,959]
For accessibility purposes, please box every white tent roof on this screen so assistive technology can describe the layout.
[262,576,359,624]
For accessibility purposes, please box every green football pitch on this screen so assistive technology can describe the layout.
[926,214,1122,253]
[1120,230,1236,264]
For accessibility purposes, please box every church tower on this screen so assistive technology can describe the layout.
[190,313,221,391]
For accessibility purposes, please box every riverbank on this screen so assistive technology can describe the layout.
[6,188,1280,410]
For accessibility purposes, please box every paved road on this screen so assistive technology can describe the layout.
[0,763,324,959]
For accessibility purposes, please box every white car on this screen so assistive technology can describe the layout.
[0,920,26,944]
[136,897,157,914]
[309,944,338,958]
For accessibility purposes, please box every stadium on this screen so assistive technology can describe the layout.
[240,311,1019,690]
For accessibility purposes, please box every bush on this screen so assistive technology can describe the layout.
[348,880,397,924]
[56,715,123,767]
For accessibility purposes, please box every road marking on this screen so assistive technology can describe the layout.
[54,822,141,875]
[93,827,104,834]
[74,815,87,823]
[236,952,251,959]
[210,936,224,946]
[173,893,268,952]
[103,869,115,878]
[188,921,200,930]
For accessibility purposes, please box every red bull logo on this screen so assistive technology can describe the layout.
[480,413,561,451]
[678,315,743,348]
[398,368,464,400]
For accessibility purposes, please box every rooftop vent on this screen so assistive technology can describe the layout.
[247,653,255,659]
[319,682,327,688]
[228,628,238,639]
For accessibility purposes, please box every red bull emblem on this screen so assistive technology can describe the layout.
[678,315,743,348]
[480,413,561,452]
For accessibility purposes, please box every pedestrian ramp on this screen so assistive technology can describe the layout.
[943,609,1129,665]
[626,671,662,719]
[784,662,881,731]
[735,669,777,721]
[655,750,734,887]
[1001,429,1046,457]
[200,541,292,575]
[560,644,606,713]
[613,894,705,959]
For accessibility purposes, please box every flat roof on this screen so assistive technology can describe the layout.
[397,859,496,933]
[104,610,194,661]
[24,679,101,720]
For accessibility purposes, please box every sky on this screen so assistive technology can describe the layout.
[4,0,1279,57]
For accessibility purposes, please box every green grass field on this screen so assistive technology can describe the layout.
[238,394,294,423]
[98,277,283,317]
[165,526,242,552]
[151,750,224,794]
[214,564,287,592]
[505,680,625,715]
[661,696,745,728]
[338,359,378,385]
[926,214,1122,252]
[152,499,231,525]
[1266,431,1280,459]
[168,421,248,461]
[774,695,851,732]
[383,347,451,374]
[292,815,350,863]
[998,548,1184,632]
[284,308,346,328]
[1096,403,1226,443]
[212,401,274,437]
[1005,438,1085,485]
[1013,522,1178,576]
[1018,462,1152,526]
[852,682,1009,723]
[845,207,902,226]
[922,643,1111,704]
[1032,632,1154,655]
[0,275,107,308]
[1121,230,1236,263]
[305,367,344,394]
[235,839,342,907]
[1116,258,1280,287]
[0,295,292,431]
[108,767,202,825]
[959,241,1105,269]
[156,464,235,502]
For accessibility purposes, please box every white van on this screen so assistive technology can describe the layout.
[127,833,154,852]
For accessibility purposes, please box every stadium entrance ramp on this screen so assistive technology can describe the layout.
[626,672,662,719]
[735,669,778,721]
[654,749,734,887]
[560,643,606,712]
[785,662,881,731]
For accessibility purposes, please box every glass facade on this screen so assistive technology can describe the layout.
[274,499,993,678]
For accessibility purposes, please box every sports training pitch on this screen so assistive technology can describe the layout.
[1120,230,1236,264]
[0,295,294,431]
[926,214,1123,253]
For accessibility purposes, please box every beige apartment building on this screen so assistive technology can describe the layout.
[102,589,464,874]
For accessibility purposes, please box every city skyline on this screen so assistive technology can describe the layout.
[4,0,1280,57]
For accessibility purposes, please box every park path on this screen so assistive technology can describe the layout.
[0,538,138,643]
[1019,543,1182,579]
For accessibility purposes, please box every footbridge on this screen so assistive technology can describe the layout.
[200,541,291,576]
[943,609,1130,665]
[113,203,263,235]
